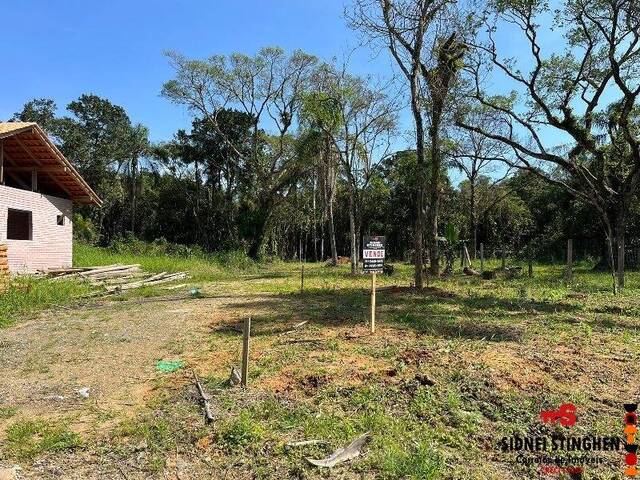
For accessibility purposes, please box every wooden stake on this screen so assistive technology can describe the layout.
[565,239,573,283]
[192,370,214,423]
[463,246,471,268]
[241,317,251,388]
[501,247,506,270]
[300,262,305,293]
[480,243,484,273]
[370,273,376,334]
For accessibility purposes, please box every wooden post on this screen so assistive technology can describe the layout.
[241,317,251,388]
[463,246,471,269]
[370,273,376,334]
[501,247,506,270]
[480,243,484,273]
[565,239,573,283]
[460,246,464,267]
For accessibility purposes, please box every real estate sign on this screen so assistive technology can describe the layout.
[362,236,386,274]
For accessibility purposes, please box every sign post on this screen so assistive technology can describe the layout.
[363,236,385,334]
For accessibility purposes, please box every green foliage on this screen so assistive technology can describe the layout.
[0,407,18,419]
[216,412,265,449]
[301,91,342,132]
[6,420,82,460]
[114,415,177,471]
[73,213,99,244]
[0,277,92,328]
[74,243,257,281]
[373,439,443,479]
[444,222,459,244]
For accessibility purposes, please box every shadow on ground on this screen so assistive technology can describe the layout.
[216,285,587,343]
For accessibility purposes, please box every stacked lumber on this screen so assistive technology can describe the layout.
[104,271,188,293]
[48,264,143,285]
[0,244,9,278]
[42,264,188,293]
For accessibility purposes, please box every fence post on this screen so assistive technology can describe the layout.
[565,239,573,283]
[480,243,484,273]
[241,317,251,388]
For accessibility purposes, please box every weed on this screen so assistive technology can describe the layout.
[5,419,82,460]
[216,411,265,449]
[0,406,18,419]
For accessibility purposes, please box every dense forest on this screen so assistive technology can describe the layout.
[10,0,640,293]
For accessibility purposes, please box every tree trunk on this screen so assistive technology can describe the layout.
[312,174,318,262]
[469,180,477,260]
[248,205,270,260]
[130,156,138,235]
[348,193,358,274]
[427,114,441,277]
[603,219,618,295]
[411,73,426,289]
[616,205,626,292]
[320,220,325,263]
[328,202,338,265]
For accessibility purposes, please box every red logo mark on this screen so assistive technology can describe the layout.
[540,403,577,427]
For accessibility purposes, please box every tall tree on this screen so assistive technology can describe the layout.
[450,105,510,258]
[349,0,456,286]
[424,33,467,274]
[302,62,397,273]
[296,128,339,264]
[162,47,318,258]
[12,98,59,135]
[456,0,640,293]
[124,124,151,235]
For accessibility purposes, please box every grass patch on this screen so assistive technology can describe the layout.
[0,406,18,419]
[2,254,639,477]
[74,243,258,282]
[216,411,266,450]
[0,277,91,328]
[5,419,82,460]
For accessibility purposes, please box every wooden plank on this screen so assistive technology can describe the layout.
[5,166,68,173]
[13,132,76,199]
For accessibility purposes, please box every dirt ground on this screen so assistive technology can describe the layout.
[0,264,639,479]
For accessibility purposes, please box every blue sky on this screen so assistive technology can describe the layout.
[2,0,400,143]
[3,0,580,188]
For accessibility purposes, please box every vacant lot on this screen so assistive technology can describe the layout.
[0,260,638,479]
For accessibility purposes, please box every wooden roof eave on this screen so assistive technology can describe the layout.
[30,126,103,206]
[0,124,35,140]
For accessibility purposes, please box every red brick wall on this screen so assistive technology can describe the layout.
[0,185,73,273]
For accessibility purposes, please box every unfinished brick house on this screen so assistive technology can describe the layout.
[0,122,101,273]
